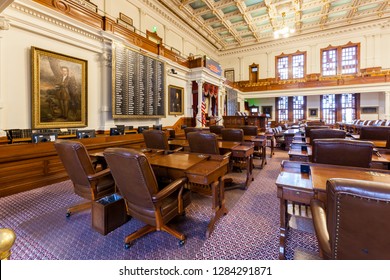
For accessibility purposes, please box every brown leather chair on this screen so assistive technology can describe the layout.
[312,139,373,168]
[309,129,346,144]
[311,178,390,259]
[221,128,244,142]
[360,126,390,141]
[103,148,190,247]
[305,125,329,139]
[142,129,169,150]
[54,140,115,217]
[184,127,203,139]
[239,125,258,136]
[187,131,220,154]
[209,125,224,135]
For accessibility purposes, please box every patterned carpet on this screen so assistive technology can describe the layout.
[0,149,319,260]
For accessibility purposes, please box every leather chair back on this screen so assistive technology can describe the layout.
[184,127,203,139]
[209,125,224,135]
[187,132,219,154]
[55,140,99,199]
[239,125,258,136]
[311,178,390,259]
[305,125,329,138]
[221,128,244,142]
[312,139,373,168]
[103,148,160,225]
[310,129,346,144]
[360,126,390,140]
[142,130,169,150]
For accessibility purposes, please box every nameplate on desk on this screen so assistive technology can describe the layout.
[300,164,310,174]
[301,145,308,152]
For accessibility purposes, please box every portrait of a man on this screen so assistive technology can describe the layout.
[168,85,183,115]
[32,47,87,129]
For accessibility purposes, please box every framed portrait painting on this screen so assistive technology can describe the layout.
[168,85,183,115]
[261,106,272,119]
[31,47,87,129]
[309,108,319,117]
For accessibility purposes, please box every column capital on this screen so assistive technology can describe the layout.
[0,17,10,31]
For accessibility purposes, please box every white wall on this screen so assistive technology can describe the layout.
[0,0,218,131]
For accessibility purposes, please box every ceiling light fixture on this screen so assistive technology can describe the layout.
[273,12,295,39]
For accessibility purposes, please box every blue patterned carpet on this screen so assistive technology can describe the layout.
[0,150,319,260]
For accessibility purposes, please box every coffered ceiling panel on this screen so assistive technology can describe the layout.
[159,0,390,51]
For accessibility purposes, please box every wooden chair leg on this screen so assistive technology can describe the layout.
[161,225,186,241]
[124,224,156,244]
[67,201,92,216]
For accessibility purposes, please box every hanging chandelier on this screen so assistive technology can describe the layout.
[273,12,295,39]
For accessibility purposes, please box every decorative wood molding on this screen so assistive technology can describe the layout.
[31,0,189,66]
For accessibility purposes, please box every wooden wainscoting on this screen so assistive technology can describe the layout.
[0,134,144,197]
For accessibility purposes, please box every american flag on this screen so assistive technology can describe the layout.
[201,99,206,125]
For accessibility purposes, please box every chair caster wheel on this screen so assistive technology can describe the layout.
[124,243,131,249]
[178,239,186,247]
[66,212,71,218]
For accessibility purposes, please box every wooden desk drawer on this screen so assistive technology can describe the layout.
[282,188,313,204]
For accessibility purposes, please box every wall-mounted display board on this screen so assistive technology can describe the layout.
[112,43,165,118]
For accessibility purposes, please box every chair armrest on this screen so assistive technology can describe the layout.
[310,198,331,258]
[152,177,187,202]
[87,168,112,181]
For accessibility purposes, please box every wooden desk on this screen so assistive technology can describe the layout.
[275,160,390,260]
[185,155,229,237]
[246,136,267,169]
[168,139,240,152]
[230,143,254,188]
[288,146,312,162]
[283,129,302,151]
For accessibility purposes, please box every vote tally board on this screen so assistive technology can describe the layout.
[112,43,165,118]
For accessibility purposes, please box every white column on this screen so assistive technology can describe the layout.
[385,91,390,120]
[186,80,192,117]
[196,79,203,127]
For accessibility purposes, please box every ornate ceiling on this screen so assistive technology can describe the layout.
[159,0,390,51]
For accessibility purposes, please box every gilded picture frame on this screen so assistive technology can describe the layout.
[31,47,87,129]
[168,85,184,115]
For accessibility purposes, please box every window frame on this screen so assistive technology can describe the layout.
[275,50,307,80]
[320,42,360,77]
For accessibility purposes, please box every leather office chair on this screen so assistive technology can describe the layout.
[221,128,244,142]
[103,148,191,247]
[54,140,115,217]
[0,228,16,260]
[240,125,258,136]
[305,125,329,139]
[311,178,390,259]
[309,129,346,144]
[142,129,169,150]
[312,139,373,168]
[360,126,390,141]
[184,127,203,139]
[187,131,220,154]
[209,125,224,135]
